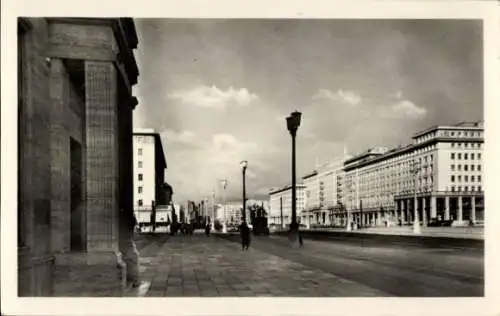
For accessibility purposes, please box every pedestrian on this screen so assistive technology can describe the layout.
[239,222,251,250]
[298,232,303,247]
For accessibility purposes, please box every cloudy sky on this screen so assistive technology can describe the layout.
[131,19,483,203]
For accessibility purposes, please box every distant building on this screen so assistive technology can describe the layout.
[341,121,484,227]
[132,129,167,222]
[300,155,351,226]
[268,185,306,226]
[218,199,269,224]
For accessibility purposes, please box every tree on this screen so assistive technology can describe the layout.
[179,205,185,223]
[171,206,178,224]
[247,203,268,225]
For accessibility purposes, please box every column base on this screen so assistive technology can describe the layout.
[288,229,301,247]
[452,220,468,227]
[53,251,125,296]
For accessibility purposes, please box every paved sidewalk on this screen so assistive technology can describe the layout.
[139,234,389,297]
[303,226,484,240]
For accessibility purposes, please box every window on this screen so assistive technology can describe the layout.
[138,173,143,181]
[457,186,462,192]
[138,161,143,168]
[471,186,475,191]
[458,175,462,182]
[451,153,455,159]
[465,143,469,148]
[138,148,143,156]
[478,153,482,159]
[451,164,455,171]
[451,175,455,182]
[138,199,143,206]
[458,165,462,171]
[471,176,475,182]
[457,153,462,160]
[138,186,143,193]
[464,186,468,191]
[451,143,455,148]
[464,176,468,182]
[478,165,482,171]
[451,186,455,192]
[464,153,468,160]
[478,175,482,182]
[471,153,475,160]
[478,186,482,191]
[464,165,468,171]
[451,132,455,136]
[471,165,475,171]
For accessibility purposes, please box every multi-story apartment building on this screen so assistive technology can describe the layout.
[300,155,351,226]
[269,185,306,226]
[340,121,484,227]
[133,129,168,223]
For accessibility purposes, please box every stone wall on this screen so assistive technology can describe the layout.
[49,58,86,253]
[19,17,140,296]
[18,18,55,296]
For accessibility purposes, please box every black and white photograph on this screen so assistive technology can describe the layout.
[2,1,500,316]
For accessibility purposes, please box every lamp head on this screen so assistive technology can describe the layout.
[240,160,248,170]
[220,179,228,189]
[286,110,302,133]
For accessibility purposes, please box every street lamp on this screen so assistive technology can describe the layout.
[411,159,421,234]
[220,179,228,233]
[286,110,302,245]
[211,190,216,231]
[240,160,248,223]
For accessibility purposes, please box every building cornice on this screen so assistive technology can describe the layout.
[46,17,139,86]
[269,184,306,196]
[412,121,483,139]
[18,18,33,34]
[344,136,484,172]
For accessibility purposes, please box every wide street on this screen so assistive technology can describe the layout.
[135,232,483,297]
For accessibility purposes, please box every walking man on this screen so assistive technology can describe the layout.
[239,221,251,250]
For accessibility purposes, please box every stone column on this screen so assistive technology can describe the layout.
[422,197,427,225]
[445,196,450,220]
[471,196,476,222]
[377,211,382,226]
[457,196,463,223]
[400,200,406,224]
[430,196,437,219]
[84,60,119,252]
[49,58,70,253]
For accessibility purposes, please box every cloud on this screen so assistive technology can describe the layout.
[162,129,197,144]
[390,100,427,119]
[212,134,259,153]
[312,89,362,106]
[167,85,259,108]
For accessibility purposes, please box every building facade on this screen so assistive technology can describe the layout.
[340,121,484,227]
[300,156,351,227]
[17,18,140,296]
[269,185,306,226]
[132,129,167,214]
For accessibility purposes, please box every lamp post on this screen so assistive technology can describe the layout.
[211,190,216,231]
[412,159,421,234]
[240,160,248,223]
[346,180,352,231]
[286,110,302,245]
[220,179,228,233]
